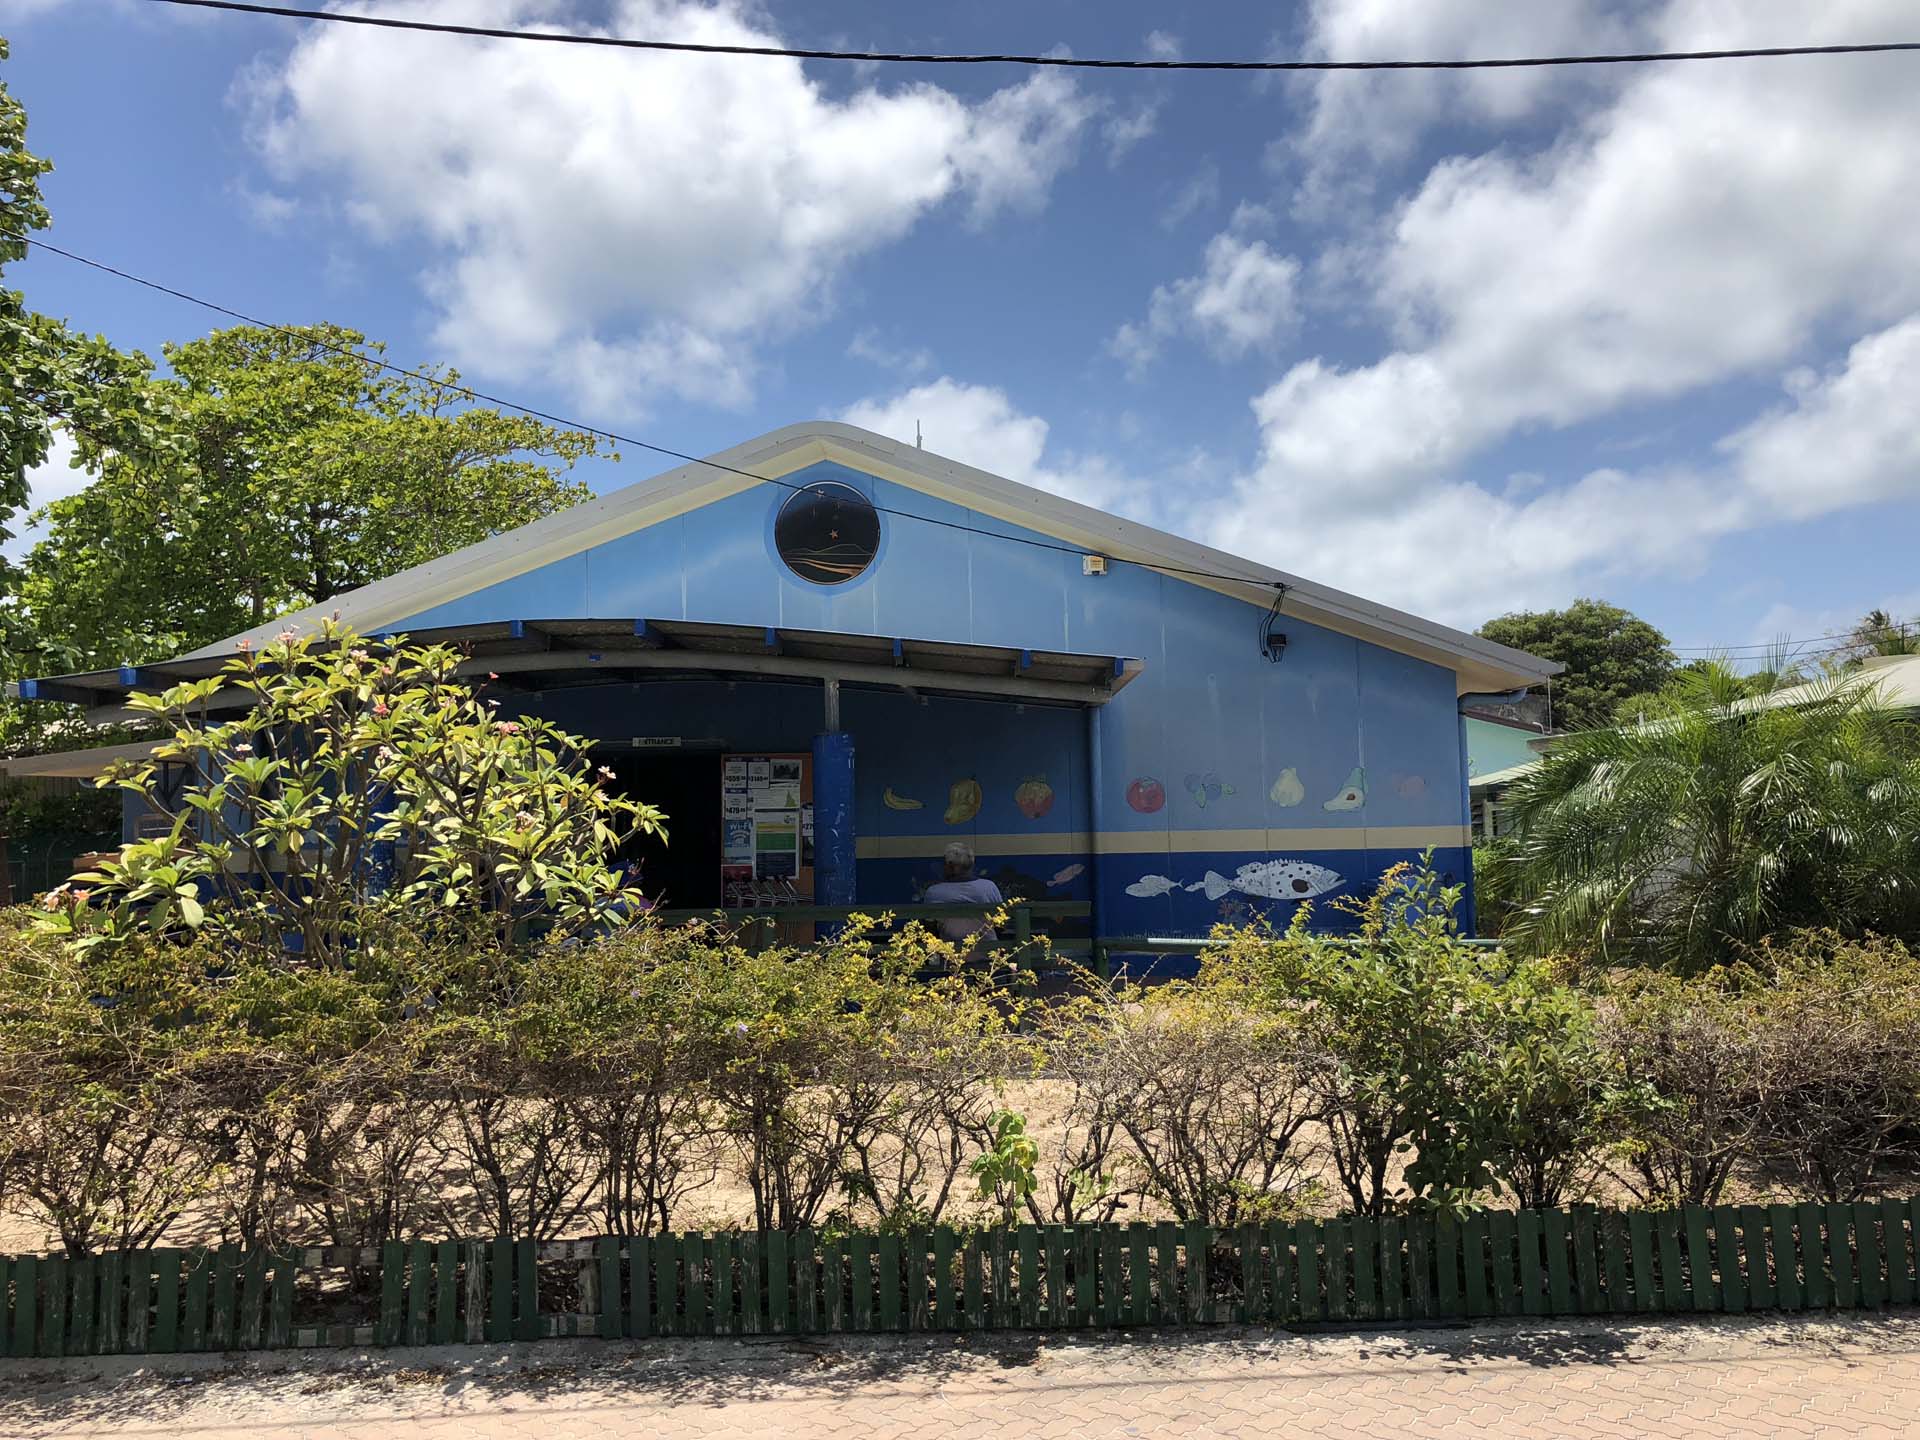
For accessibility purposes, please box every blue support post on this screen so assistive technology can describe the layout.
[812,730,856,907]
[363,780,397,899]
[1085,703,1106,958]
[1456,711,1478,936]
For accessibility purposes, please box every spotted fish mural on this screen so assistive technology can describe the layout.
[1187,860,1344,904]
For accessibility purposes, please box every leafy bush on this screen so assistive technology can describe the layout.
[1212,858,1624,1215]
[1047,977,1317,1225]
[40,621,662,964]
[0,921,212,1253]
[1600,930,1920,1206]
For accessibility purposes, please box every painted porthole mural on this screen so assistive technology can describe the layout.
[774,480,881,585]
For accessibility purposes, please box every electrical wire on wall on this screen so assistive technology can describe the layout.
[1259,584,1289,662]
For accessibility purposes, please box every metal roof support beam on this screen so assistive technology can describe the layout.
[462,648,1117,707]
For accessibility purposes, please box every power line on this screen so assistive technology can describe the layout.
[1670,621,1916,656]
[146,0,1920,74]
[3,226,1280,591]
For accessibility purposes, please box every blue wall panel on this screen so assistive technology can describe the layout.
[380,457,1477,937]
[401,552,594,632]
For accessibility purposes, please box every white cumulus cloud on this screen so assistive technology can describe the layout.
[1110,207,1300,375]
[1261,0,1920,503]
[248,0,1095,415]
[1285,0,1651,217]
[1204,308,1920,625]
[841,377,1143,515]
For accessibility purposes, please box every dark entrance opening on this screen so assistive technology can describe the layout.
[609,750,723,910]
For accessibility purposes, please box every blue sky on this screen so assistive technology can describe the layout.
[8,0,1920,664]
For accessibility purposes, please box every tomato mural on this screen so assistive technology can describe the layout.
[1125,776,1166,813]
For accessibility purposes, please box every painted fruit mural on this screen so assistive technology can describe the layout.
[943,778,983,825]
[1322,766,1366,812]
[1268,767,1305,807]
[1014,775,1055,819]
[882,787,923,810]
[1183,772,1234,808]
[1125,776,1166,813]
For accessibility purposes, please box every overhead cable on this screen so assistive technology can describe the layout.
[145,1,1920,74]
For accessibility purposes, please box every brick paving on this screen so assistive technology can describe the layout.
[3,1313,1919,1439]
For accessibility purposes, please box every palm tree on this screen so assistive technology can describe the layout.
[1486,659,1920,971]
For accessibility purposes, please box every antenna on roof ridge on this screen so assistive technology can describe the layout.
[915,420,922,449]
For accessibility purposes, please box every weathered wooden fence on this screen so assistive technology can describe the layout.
[5,1199,1918,1359]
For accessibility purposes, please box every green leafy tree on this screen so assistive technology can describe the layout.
[18,323,604,669]
[1477,598,1675,732]
[1486,659,1920,970]
[38,621,664,964]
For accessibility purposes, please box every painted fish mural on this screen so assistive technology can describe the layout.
[1125,874,1181,898]
[1187,860,1344,904]
[1322,766,1366,812]
[1047,863,1086,888]
[1268,767,1305,807]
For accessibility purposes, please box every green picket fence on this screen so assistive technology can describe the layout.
[4,1199,1919,1359]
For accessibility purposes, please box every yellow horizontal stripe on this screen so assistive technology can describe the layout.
[855,825,1469,860]
[857,832,1092,859]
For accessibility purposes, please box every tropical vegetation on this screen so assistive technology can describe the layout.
[1484,659,1920,970]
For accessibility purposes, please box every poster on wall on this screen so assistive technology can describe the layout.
[754,812,798,879]
[722,753,813,900]
[723,817,755,864]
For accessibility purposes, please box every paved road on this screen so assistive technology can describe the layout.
[3,1312,1917,1439]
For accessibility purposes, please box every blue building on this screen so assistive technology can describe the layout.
[16,422,1556,947]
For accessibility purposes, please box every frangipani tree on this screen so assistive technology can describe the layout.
[38,621,664,963]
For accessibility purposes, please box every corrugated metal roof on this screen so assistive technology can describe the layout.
[1750,652,1920,713]
[1469,759,1541,792]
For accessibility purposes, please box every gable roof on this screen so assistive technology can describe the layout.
[101,422,1562,695]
